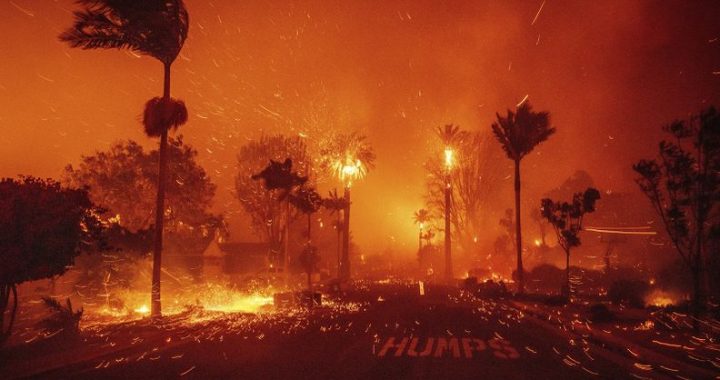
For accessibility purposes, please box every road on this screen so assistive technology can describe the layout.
[5,281,714,379]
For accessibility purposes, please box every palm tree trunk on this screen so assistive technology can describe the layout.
[151,62,172,318]
[307,213,312,291]
[284,199,290,288]
[336,215,341,278]
[514,159,524,294]
[565,248,571,299]
[444,175,453,283]
[341,186,351,281]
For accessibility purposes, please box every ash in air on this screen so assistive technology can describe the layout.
[0,1,719,379]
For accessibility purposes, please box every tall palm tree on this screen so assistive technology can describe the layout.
[436,124,461,283]
[60,0,189,317]
[323,189,348,278]
[491,102,555,294]
[319,132,376,281]
[413,208,431,252]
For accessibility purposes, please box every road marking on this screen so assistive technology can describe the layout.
[377,337,520,359]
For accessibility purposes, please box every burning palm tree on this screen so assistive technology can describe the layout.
[319,132,376,281]
[60,0,189,318]
[491,102,555,294]
[323,189,348,277]
[413,208,431,252]
[436,124,461,283]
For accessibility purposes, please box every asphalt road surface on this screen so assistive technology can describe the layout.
[5,282,713,379]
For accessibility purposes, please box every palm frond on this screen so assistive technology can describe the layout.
[436,124,462,146]
[41,296,65,312]
[142,97,188,137]
[491,102,555,161]
[60,0,189,64]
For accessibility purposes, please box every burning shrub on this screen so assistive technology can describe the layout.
[644,290,680,308]
[608,280,649,308]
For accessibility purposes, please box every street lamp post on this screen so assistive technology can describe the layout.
[444,147,454,283]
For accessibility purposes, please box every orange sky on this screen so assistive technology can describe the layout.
[0,0,719,253]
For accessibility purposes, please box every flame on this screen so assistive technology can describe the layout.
[444,147,454,169]
[333,157,364,187]
[134,304,150,314]
[645,290,676,307]
[92,283,276,322]
[202,293,274,313]
[533,239,542,247]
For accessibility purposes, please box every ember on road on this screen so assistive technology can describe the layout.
[3,282,717,379]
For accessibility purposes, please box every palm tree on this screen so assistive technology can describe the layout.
[413,208,431,252]
[323,189,348,278]
[319,132,376,281]
[60,0,189,317]
[436,124,461,283]
[491,102,555,294]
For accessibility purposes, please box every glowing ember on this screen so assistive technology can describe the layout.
[88,282,277,322]
[203,293,274,313]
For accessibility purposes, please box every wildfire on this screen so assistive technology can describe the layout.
[474,272,513,284]
[444,147,454,169]
[203,293,274,313]
[333,157,365,187]
[645,290,677,307]
[134,304,150,314]
[91,283,276,322]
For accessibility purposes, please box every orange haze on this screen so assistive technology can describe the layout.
[0,0,719,254]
